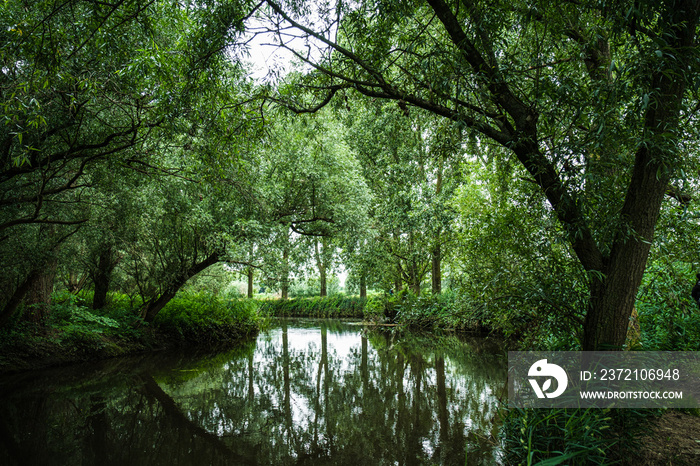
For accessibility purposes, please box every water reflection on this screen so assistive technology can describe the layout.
[0,319,506,465]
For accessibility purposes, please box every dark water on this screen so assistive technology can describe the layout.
[0,319,507,465]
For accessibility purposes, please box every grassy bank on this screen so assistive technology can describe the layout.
[257,295,367,318]
[0,291,479,374]
[257,291,489,334]
[0,291,262,374]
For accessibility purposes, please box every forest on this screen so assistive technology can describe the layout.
[1,0,700,464]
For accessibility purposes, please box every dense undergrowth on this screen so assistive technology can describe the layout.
[257,290,488,333]
[0,290,262,373]
[258,295,367,318]
[497,261,700,466]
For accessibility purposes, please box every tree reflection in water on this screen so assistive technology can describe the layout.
[0,319,506,465]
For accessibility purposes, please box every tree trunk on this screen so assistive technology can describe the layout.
[92,246,116,310]
[432,151,443,295]
[319,266,327,297]
[359,272,367,298]
[581,3,697,350]
[408,260,421,294]
[281,246,289,300]
[66,270,88,294]
[315,239,327,297]
[582,155,672,349]
[23,258,57,324]
[142,253,219,323]
[0,269,43,327]
[431,242,441,294]
[247,267,254,299]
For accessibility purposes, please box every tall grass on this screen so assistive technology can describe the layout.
[155,292,261,343]
[258,295,367,318]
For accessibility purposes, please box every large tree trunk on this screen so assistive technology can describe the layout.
[359,272,367,298]
[92,246,116,310]
[581,3,696,350]
[582,137,677,349]
[142,253,219,323]
[23,258,57,324]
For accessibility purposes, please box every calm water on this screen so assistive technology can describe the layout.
[0,319,507,465]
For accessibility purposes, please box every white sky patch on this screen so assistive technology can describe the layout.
[241,5,338,83]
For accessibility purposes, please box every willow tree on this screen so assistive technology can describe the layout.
[243,0,700,349]
[0,0,186,324]
[0,0,256,325]
[241,108,370,298]
[340,99,459,295]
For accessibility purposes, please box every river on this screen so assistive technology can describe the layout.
[0,319,506,465]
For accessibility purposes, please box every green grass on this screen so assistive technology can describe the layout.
[154,292,261,343]
[257,295,367,318]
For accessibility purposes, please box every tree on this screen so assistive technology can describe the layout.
[341,99,459,295]
[0,0,206,323]
[0,0,263,325]
[249,108,370,297]
[249,0,700,349]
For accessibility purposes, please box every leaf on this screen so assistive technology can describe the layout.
[534,451,585,466]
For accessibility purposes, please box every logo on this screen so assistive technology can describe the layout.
[528,359,568,399]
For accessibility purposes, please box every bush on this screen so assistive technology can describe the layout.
[376,290,482,331]
[258,295,367,318]
[636,261,700,350]
[363,295,385,322]
[154,292,260,343]
[51,296,123,344]
[391,290,460,329]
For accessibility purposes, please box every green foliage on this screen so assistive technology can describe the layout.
[390,290,468,330]
[501,407,656,465]
[633,200,700,351]
[362,295,385,322]
[154,292,260,344]
[259,295,366,318]
[48,293,142,352]
[448,162,587,350]
[636,261,700,350]
[287,274,341,297]
[0,290,262,371]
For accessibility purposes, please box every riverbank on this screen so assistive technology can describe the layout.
[0,292,491,374]
[257,295,367,318]
[0,292,261,374]
[258,292,492,334]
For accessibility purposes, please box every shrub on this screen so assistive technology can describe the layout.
[387,290,478,331]
[636,261,700,350]
[363,296,385,322]
[258,295,366,318]
[154,292,261,343]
